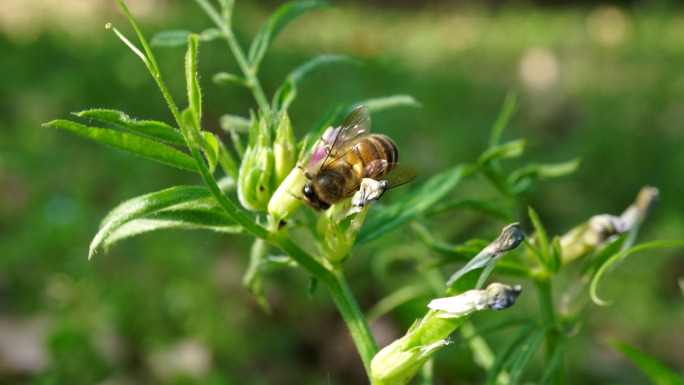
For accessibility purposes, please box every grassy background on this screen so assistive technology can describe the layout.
[1,0,683,384]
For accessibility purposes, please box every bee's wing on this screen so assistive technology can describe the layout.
[321,105,371,168]
[365,161,419,189]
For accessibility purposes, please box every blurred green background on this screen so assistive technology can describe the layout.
[1,0,683,384]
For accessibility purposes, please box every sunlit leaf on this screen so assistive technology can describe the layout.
[606,340,684,385]
[507,157,582,186]
[219,114,252,134]
[151,29,193,47]
[202,132,219,173]
[90,186,213,258]
[289,54,361,84]
[199,27,221,42]
[478,139,526,165]
[74,109,186,145]
[213,72,250,89]
[185,34,202,122]
[44,120,197,171]
[248,1,332,69]
[104,210,242,250]
[356,164,476,245]
[350,94,422,114]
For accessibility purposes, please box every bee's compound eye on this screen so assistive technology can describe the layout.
[302,183,315,199]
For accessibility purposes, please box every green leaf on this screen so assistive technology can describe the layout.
[89,186,213,258]
[590,240,684,306]
[538,335,567,385]
[151,29,193,47]
[606,340,684,385]
[350,94,422,114]
[248,1,332,69]
[272,77,297,112]
[44,120,197,171]
[219,114,252,133]
[507,157,582,186]
[289,54,361,84]
[199,28,221,42]
[356,164,476,245]
[478,139,526,165]
[73,109,186,145]
[104,210,242,250]
[528,206,551,270]
[212,72,250,89]
[489,92,517,148]
[202,132,219,173]
[485,322,536,385]
[185,34,202,123]
[426,198,512,221]
[508,325,549,385]
[243,239,272,314]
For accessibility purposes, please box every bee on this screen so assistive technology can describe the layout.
[302,105,418,211]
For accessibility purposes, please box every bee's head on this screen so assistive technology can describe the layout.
[302,182,330,211]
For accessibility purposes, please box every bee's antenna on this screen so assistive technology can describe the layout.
[288,191,302,200]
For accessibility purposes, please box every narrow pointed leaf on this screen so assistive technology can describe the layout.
[508,157,581,186]
[485,323,536,385]
[151,30,193,47]
[606,340,684,385]
[350,94,421,114]
[356,164,476,245]
[479,139,526,164]
[272,77,297,112]
[539,336,567,385]
[248,1,332,68]
[489,92,517,148]
[508,325,549,385]
[185,34,202,122]
[289,54,361,84]
[528,206,551,269]
[202,132,219,173]
[44,120,197,171]
[89,186,213,258]
[104,210,242,250]
[199,28,221,42]
[74,109,186,145]
[213,72,250,89]
[219,114,251,133]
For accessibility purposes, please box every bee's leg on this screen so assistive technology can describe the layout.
[318,136,333,155]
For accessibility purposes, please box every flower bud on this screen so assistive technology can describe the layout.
[267,165,306,223]
[237,116,275,211]
[273,111,296,186]
[317,201,370,264]
[559,214,627,265]
[371,283,522,385]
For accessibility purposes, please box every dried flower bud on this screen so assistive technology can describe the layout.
[428,283,522,318]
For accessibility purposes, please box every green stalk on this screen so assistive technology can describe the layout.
[535,278,564,384]
[194,0,272,117]
[273,233,378,375]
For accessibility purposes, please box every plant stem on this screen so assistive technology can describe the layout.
[535,278,564,384]
[195,0,272,117]
[272,233,378,375]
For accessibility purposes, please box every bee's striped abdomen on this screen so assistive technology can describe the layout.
[349,134,399,179]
